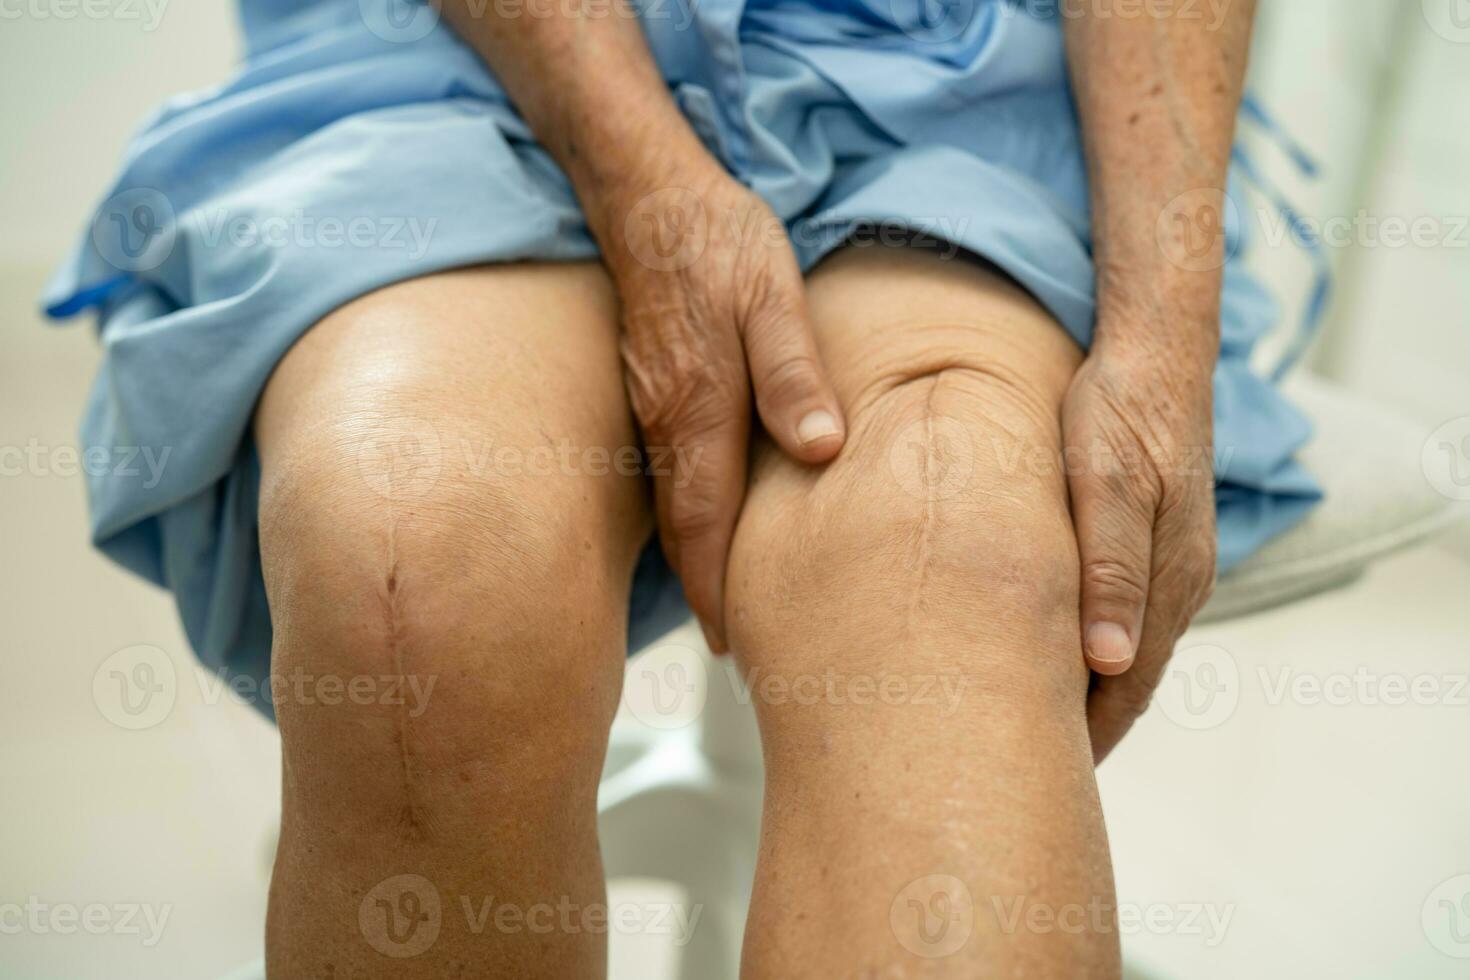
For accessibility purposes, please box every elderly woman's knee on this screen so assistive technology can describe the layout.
[729,365,1087,711]
[258,443,629,835]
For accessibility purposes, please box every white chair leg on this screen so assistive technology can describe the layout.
[599,645,764,980]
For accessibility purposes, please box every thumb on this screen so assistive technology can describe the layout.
[1071,470,1154,676]
[739,278,846,464]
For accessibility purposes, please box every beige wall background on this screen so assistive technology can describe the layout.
[0,2,235,267]
[1247,1,1470,434]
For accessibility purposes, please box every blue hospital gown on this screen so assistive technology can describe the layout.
[42,0,1322,715]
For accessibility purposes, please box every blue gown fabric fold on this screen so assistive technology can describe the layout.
[43,0,1321,715]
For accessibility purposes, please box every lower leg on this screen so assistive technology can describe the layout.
[732,542,1115,977]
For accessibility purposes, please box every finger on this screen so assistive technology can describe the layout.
[621,323,749,653]
[1087,665,1159,765]
[739,265,846,465]
[1087,545,1189,763]
[1087,491,1216,762]
[650,417,745,654]
[1086,573,1189,764]
[1071,462,1157,676]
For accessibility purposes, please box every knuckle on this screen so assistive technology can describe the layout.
[1190,555,1219,611]
[1190,539,1219,590]
[1195,570,1218,611]
[1159,529,1218,612]
[667,396,741,445]
[736,253,801,317]
[665,487,726,543]
[1081,557,1150,608]
[1193,528,1219,568]
[1152,489,1218,608]
[1109,672,1158,720]
[623,351,741,442]
[1079,461,1159,520]
[754,351,823,406]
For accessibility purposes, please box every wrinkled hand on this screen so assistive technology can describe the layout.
[598,163,846,651]
[1063,335,1219,762]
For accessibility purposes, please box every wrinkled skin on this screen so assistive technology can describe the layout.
[606,163,847,652]
[604,159,1220,758]
[1062,338,1218,761]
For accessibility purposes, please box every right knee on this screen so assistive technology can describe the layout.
[259,441,631,840]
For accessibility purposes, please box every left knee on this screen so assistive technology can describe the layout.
[727,364,1088,726]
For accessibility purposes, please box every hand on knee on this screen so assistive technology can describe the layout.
[727,365,1090,722]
